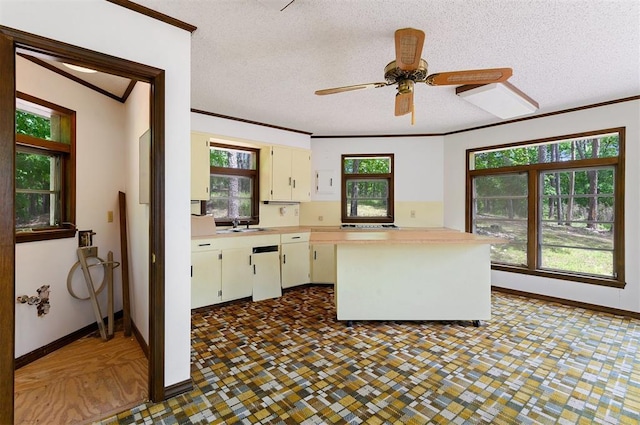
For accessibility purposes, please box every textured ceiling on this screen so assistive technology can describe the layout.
[134,0,640,136]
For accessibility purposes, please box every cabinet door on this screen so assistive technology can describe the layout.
[191,250,221,308]
[311,244,336,284]
[281,242,310,288]
[221,247,253,302]
[271,146,293,201]
[191,134,210,201]
[252,251,282,301]
[291,149,311,202]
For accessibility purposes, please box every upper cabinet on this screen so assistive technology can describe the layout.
[260,146,311,202]
[191,133,210,201]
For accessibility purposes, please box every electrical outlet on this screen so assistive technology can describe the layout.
[107,211,114,222]
[410,210,416,218]
[318,215,324,222]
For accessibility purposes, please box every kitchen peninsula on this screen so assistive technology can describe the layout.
[309,228,503,326]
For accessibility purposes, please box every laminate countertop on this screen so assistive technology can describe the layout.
[192,225,504,245]
[309,227,505,245]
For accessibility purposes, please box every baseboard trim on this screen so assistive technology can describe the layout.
[130,319,149,359]
[164,378,193,399]
[492,286,640,320]
[15,310,124,369]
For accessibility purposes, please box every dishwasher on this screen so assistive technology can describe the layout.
[251,245,282,302]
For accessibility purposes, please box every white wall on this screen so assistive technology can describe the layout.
[306,136,445,227]
[124,82,151,344]
[2,0,192,386]
[443,100,640,313]
[191,112,311,150]
[15,56,126,357]
[310,136,444,202]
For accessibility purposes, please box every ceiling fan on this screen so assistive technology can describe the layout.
[315,28,513,124]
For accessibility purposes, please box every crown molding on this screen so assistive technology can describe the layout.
[106,0,197,33]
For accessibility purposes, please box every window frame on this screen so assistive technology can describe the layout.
[341,153,395,224]
[466,128,625,288]
[199,142,260,226]
[15,92,76,243]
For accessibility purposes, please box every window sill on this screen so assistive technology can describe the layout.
[491,264,626,289]
[16,228,77,243]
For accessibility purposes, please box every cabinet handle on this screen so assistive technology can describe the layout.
[283,254,286,264]
[289,177,292,186]
[293,179,296,188]
[198,243,211,247]
[292,236,301,239]
[314,251,317,260]
[249,255,252,266]
[253,264,256,275]
[330,178,333,186]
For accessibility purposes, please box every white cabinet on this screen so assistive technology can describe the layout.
[315,169,337,194]
[311,244,336,284]
[191,239,221,308]
[251,244,282,301]
[281,232,310,289]
[191,132,210,201]
[291,149,311,201]
[260,146,311,202]
[193,232,318,306]
[220,247,253,302]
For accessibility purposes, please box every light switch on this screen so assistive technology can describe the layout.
[107,211,114,222]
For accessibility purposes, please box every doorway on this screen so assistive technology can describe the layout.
[0,26,166,424]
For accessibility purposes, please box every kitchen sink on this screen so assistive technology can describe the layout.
[216,228,267,234]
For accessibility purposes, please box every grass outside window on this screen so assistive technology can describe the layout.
[467,128,625,288]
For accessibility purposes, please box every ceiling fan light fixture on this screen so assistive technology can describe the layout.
[397,79,414,95]
[456,81,538,119]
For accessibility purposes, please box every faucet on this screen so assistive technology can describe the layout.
[232,217,239,229]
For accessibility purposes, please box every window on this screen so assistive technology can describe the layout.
[202,143,259,225]
[467,128,624,288]
[15,92,76,243]
[342,154,394,223]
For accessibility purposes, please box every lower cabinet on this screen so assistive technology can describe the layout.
[281,233,310,289]
[192,232,315,308]
[311,244,336,284]
[252,245,282,301]
[191,248,222,308]
[220,247,253,302]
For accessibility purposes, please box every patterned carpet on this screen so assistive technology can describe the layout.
[99,285,640,424]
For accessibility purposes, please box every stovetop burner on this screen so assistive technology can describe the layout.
[340,224,399,229]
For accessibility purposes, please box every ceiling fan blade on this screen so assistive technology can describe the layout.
[315,82,389,95]
[395,28,425,71]
[425,68,513,86]
[395,91,413,116]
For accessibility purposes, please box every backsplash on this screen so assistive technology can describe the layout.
[190,201,301,228]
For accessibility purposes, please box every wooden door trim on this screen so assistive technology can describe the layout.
[0,25,168,423]
[0,31,16,425]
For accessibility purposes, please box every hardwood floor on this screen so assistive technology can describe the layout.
[15,330,147,425]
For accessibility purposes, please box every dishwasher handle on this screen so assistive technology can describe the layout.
[252,245,278,254]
